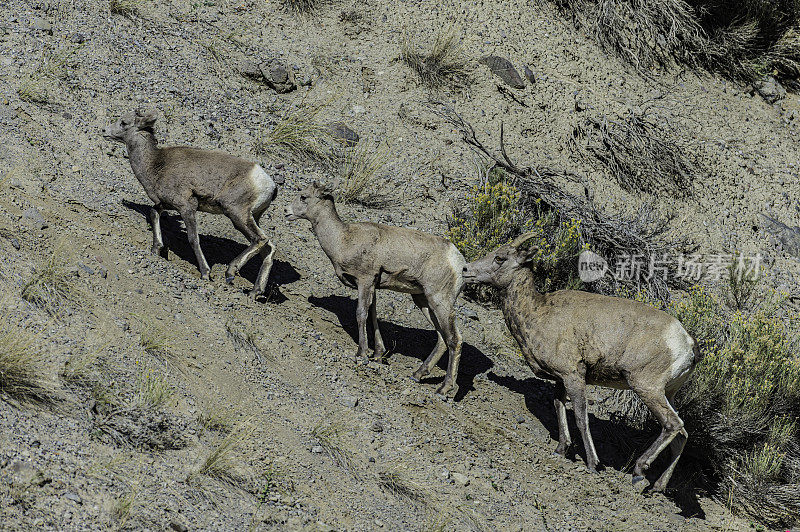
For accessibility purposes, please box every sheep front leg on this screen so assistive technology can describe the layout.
[150,205,164,256]
[355,281,375,364]
[179,206,211,280]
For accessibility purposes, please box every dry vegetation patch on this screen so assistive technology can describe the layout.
[400,28,470,90]
[571,109,701,197]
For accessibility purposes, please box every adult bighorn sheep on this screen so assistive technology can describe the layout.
[463,234,700,491]
[102,109,281,299]
[285,182,466,396]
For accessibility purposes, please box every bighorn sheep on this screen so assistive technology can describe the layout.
[285,182,466,396]
[102,109,281,298]
[462,234,700,491]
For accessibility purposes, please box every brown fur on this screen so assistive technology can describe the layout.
[102,109,280,298]
[286,182,466,396]
[463,237,698,491]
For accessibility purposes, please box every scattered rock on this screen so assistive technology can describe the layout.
[370,420,384,432]
[480,56,525,89]
[169,520,189,532]
[64,492,82,505]
[70,32,85,44]
[22,207,48,230]
[460,307,478,320]
[761,214,800,257]
[523,64,535,84]
[262,60,297,94]
[341,395,359,408]
[239,60,263,80]
[327,122,359,147]
[451,472,470,487]
[311,445,324,453]
[753,76,786,104]
[238,59,297,93]
[31,17,52,34]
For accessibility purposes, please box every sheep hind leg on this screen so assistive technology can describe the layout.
[226,211,269,285]
[410,293,446,381]
[630,385,685,489]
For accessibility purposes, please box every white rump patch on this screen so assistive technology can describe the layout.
[447,244,466,274]
[251,165,277,210]
[665,321,694,381]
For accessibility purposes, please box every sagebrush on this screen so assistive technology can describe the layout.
[618,280,800,528]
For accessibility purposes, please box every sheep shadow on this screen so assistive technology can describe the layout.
[308,294,493,402]
[122,200,299,302]
[489,372,706,519]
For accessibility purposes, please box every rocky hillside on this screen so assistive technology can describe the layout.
[1,0,799,530]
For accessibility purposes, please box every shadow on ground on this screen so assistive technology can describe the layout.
[308,294,493,402]
[123,200,299,302]
[488,372,707,519]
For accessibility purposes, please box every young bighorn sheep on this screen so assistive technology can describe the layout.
[102,109,281,298]
[463,234,700,491]
[285,182,466,396]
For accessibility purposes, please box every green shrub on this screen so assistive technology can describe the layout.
[449,167,585,294]
[665,286,800,527]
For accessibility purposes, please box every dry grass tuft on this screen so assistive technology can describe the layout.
[311,420,360,479]
[133,363,174,409]
[132,314,176,361]
[109,0,144,16]
[198,399,236,433]
[571,109,700,197]
[260,96,335,162]
[225,320,268,364]
[555,0,800,83]
[21,241,78,318]
[377,466,427,504]
[193,419,255,483]
[0,305,54,404]
[333,140,391,205]
[284,0,320,13]
[400,28,470,89]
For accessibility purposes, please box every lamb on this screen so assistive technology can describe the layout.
[462,233,701,491]
[102,109,281,298]
[285,182,466,396]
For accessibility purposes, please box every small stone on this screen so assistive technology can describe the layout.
[352,105,366,114]
[239,60,262,80]
[516,415,526,424]
[10,238,20,250]
[31,17,52,34]
[169,521,189,532]
[754,76,786,104]
[370,420,384,432]
[480,56,525,89]
[523,64,535,84]
[341,395,359,408]
[22,207,48,230]
[327,122,359,147]
[64,492,82,504]
[451,472,470,487]
[311,445,324,453]
[460,307,478,320]
[70,33,85,44]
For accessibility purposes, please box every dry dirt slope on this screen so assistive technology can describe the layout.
[1,0,799,529]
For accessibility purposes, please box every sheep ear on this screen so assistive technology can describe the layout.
[135,109,158,130]
[512,238,539,264]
